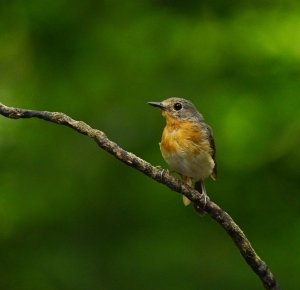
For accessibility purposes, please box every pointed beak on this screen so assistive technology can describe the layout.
[147,101,165,110]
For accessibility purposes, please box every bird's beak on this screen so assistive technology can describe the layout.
[147,102,165,110]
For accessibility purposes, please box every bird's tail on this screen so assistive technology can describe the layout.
[182,195,191,206]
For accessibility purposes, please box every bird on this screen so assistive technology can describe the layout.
[148,97,217,209]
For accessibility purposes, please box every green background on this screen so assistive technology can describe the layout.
[0,1,299,289]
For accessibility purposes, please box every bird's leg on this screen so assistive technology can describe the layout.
[194,180,210,215]
[201,182,209,207]
[181,175,192,206]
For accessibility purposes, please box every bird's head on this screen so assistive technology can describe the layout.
[148,97,203,122]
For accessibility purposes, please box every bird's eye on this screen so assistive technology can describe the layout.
[174,103,182,111]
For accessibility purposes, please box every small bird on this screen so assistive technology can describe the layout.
[148,97,217,208]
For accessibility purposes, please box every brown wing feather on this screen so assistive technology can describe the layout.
[202,123,217,180]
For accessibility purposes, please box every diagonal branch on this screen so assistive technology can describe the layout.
[0,102,280,290]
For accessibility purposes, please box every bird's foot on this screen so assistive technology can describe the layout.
[155,166,168,180]
[194,193,210,216]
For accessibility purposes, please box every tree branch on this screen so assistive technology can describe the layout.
[0,102,280,290]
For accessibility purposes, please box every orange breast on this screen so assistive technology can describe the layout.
[160,114,211,155]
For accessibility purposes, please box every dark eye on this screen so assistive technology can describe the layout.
[174,103,182,111]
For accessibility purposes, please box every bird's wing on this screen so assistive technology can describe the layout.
[203,124,217,180]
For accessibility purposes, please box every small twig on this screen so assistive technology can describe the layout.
[0,102,280,290]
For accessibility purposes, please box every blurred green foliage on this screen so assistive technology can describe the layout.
[0,1,300,289]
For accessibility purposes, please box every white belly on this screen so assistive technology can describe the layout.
[162,150,214,181]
